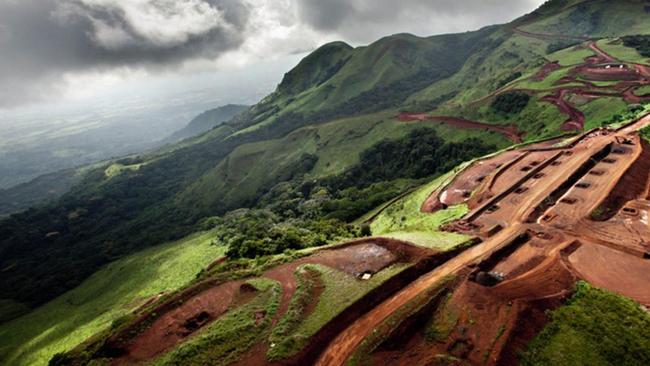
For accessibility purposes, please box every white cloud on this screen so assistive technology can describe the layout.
[78,0,234,47]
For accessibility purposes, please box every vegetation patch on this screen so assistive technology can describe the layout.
[635,85,650,96]
[622,35,650,58]
[206,209,359,259]
[579,97,630,130]
[0,230,226,366]
[278,263,410,360]
[370,169,471,249]
[496,72,523,89]
[640,125,650,143]
[267,266,323,361]
[548,45,593,67]
[104,163,142,178]
[0,299,29,324]
[325,128,496,191]
[521,281,650,366]
[491,92,531,115]
[347,276,455,365]
[546,40,581,54]
[425,293,460,342]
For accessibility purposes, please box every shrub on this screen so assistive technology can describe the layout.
[491,92,530,114]
[622,35,650,58]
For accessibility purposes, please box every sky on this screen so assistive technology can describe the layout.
[0,0,546,113]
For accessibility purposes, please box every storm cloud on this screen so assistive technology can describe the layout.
[0,0,250,107]
[0,0,544,108]
[295,0,544,42]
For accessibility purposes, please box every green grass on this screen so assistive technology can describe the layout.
[269,263,409,360]
[179,112,510,215]
[584,80,621,87]
[153,278,281,366]
[425,293,459,342]
[411,32,550,107]
[640,125,650,142]
[635,85,650,96]
[379,231,468,251]
[267,266,322,361]
[515,67,572,90]
[521,281,650,366]
[597,39,649,65]
[548,45,595,66]
[522,1,650,38]
[0,230,226,366]
[370,169,470,248]
[605,104,650,130]
[104,163,143,178]
[580,97,630,130]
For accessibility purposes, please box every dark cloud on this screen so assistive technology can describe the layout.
[296,0,354,31]
[0,0,250,107]
[296,0,544,42]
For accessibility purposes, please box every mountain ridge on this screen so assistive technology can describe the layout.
[165,104,250,143]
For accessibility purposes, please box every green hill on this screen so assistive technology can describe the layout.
[165,104,250,143]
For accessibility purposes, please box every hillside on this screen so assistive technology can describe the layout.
[3,0,650,365]
[165,104,250,143]
[0,169,82,217]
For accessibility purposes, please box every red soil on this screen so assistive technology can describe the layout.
[113,281,244,364]
[568,243,650,306]
[312,243,398,275]
[421,150,523,213]
[533,61,562,82]
[540,88,585,130]
[572,200,650,258]
[588,42,617,64]
[367,248,576,366]
[591,139,650,220]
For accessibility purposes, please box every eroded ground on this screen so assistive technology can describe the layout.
[314,114,650,366]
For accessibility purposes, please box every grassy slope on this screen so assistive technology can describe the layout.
[0,230,225,366]
[522,282,650,366]
[550,45,595,66]
[635,85,650,95]
[178,113,510,214]
[522,0,650,37]
[369,170,471,249]
[410,32,548,108]
[515,68,572,90]
[167,104,249,143]
[580,97,630,130]
[596,38,650,64]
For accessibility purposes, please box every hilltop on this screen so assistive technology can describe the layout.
[2,1,650,365]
